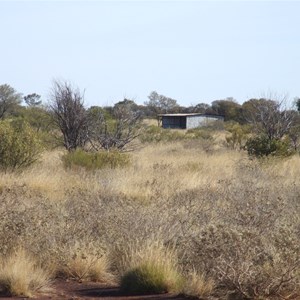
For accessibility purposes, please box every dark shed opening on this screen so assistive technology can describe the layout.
[161,115,186,129]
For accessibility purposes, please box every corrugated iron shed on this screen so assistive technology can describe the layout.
[158,113,223,129]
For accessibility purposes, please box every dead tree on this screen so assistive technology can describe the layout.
[49,80,88,151]
[87,100,142,151]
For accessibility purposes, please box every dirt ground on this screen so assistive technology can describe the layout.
[0,279,190,300]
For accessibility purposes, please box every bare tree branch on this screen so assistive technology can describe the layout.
[49,80,88,151]
[87,100,142,152]
[243,96,296,140]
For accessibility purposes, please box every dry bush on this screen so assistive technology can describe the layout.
[183,269,215,299]
[0,248,52,297]
[57,241,114,283]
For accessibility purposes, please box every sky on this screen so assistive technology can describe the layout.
[1,0,300,107]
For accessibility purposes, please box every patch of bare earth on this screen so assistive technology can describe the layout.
[0,279,189,300]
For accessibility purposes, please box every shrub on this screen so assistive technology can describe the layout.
[184,224,300,300]
[139,125,186,143]
[121,264,174,295]
[186,128,214,140]
[62,149,130,170]
[140,125,215,145]
[0,120,42,171]
[0,248,51,297]
[58,242,114,283]
[119,240,183,295]
[225,122,251,150]
[245,135,292,157]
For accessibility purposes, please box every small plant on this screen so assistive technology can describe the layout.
[225,122,250,150]
[0,120,42,171]
[59,243,114,283]
[121,264,174,295]
[183,269,215,299]
[119,240,183,295]
[62,149,130,170]
[186,128,214,140]
[0,248,51,297]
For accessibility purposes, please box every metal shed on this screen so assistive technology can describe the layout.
[158,113,224,129]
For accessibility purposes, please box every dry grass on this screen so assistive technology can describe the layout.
[183,269,215,299]
[0,248,52,297]
[0,133,300,298]
[59,242,114,283]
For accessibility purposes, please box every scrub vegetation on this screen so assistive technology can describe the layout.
[1,141,300,299]
[0,82,300,298]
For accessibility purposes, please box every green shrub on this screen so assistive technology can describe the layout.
[0,120,42,172]
[140,125,215,144]
[62,149,130,170]
[120,264,172,295]
[119,240,183,295]
[139,126,186,143]
[245,135,292,157]
[225,122,251,150]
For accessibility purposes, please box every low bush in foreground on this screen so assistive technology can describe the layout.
[119,240,183,295]
[58,243,114,283]
[0,248,51,297]
[62,149,130,170]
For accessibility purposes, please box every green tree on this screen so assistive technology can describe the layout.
[0,84,22,119]
[145,91,179,115]
[189,103,211,114]
[21,106,52,133]
[114,98,140,113]
[211,98,242,122]
[24,93,42,107]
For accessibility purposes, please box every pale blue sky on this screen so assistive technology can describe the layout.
[1,1,300,107]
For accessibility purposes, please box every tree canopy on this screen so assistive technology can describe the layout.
[145,91,179,115]
[0,84,22,119]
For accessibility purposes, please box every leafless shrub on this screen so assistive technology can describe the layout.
[243,96,296,140]
[49,80,88,151]
[87,100,142,151]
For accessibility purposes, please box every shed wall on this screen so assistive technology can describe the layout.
[186,115,220,129]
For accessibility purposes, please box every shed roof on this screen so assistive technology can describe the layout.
[158,113,223,118]
[158,113,203,117]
